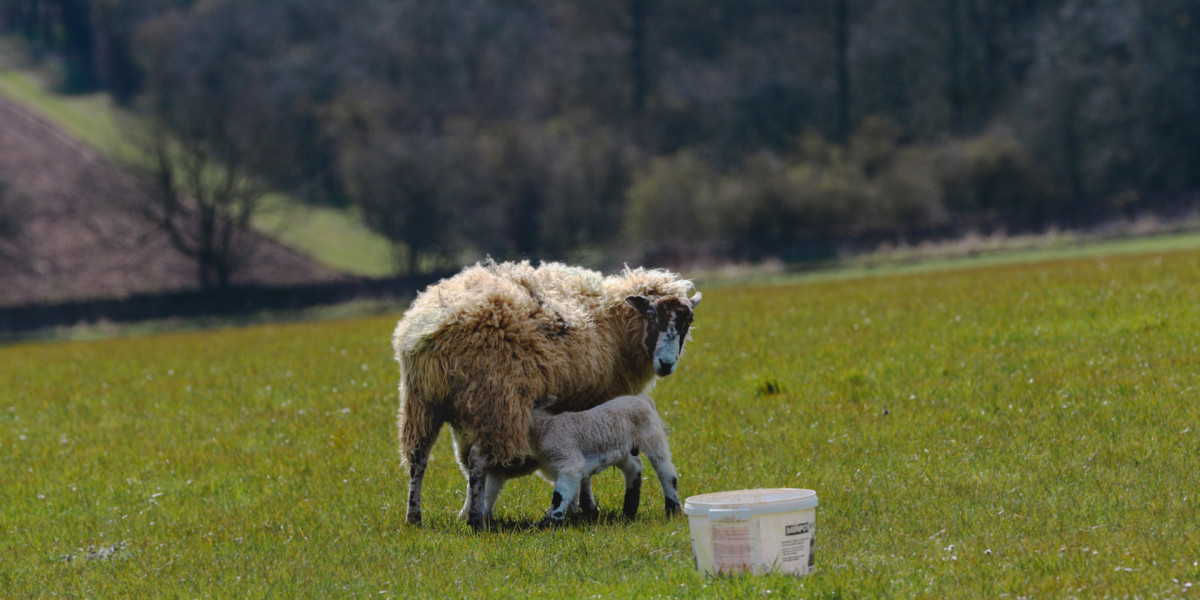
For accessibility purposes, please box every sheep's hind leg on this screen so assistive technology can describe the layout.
[465,444,490,532]
[617,453,644,520]
[403,428,440,526]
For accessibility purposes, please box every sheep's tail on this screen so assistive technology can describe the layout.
[398,385,438,467]
[396,354,450,466]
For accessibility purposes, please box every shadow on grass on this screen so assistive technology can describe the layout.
[474,509,656,534]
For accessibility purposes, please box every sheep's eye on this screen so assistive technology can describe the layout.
[645,310,656,319]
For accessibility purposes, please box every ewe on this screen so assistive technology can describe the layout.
[392,260,700,530]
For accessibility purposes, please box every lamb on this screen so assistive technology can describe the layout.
[478,394,681,526]
[392,259,701,530]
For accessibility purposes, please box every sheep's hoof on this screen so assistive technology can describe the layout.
[406,511,422,525]
[665,500,681,516]
[468,516,486,532]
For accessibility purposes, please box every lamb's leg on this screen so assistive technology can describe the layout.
[564,477,590,515]
[577,477,599,519]
[646,450,682,515]
[465,444,490,532]
[617,453,644,520]
[481,470,507,522]
[544,471,584,525]
[566,486,580,515]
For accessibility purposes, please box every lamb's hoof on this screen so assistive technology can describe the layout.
[406,511,422,525]
[468,516,486,532]
[665,500,681,516]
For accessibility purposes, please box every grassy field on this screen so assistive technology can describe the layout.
[3,248,1200,598]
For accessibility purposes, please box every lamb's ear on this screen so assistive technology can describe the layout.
[688,292,702,309]
[625,295,653,313]
[535,395,560,410]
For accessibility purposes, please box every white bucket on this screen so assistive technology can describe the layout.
[684,488,818,576]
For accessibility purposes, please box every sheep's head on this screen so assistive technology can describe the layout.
[626,292,702,377]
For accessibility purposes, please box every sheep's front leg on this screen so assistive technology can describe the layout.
[459,470,510,523]
[617,453,644,519]
[465,444,489,531]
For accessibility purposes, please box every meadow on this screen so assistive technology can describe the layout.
[3,247,1200,598]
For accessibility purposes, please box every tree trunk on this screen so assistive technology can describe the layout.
[57,0,94,90]
[1061,96,1085,211]
[946,0,965,133]
[835,0,851,143]
[629,0,650,116]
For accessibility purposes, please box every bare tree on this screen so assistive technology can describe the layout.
[0,180,29,266]
[121,121,269,290]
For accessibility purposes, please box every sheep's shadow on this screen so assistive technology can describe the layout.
[477,509,649,534]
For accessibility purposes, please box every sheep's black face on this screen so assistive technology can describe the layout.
[626,292,702,376]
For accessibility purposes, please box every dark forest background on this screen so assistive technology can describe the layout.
[3,0,1199,274]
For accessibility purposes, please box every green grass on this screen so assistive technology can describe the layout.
[697,229,1200,290]
[0,44,396,278]
[4,248,1199,597]
[0,62,126,154]
[253,194,396,278]
[837,228,1200,279]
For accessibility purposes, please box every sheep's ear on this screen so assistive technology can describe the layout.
[535,395,560,410]
[625,295,653,313]
[688,292,702,309]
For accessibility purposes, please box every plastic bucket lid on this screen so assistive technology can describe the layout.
[684,488,818,518]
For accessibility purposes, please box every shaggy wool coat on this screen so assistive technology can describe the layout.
[393,260,695,467]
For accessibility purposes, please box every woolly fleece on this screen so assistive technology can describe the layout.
[393,259,695,467]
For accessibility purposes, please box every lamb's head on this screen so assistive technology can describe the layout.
[626,292,702,376]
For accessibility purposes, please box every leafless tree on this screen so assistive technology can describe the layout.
[0,180,29,266]
[121,121,269,290]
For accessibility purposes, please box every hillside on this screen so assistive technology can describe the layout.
[0,95,350,308]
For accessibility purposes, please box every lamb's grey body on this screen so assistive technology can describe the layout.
[474,394,681,525]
